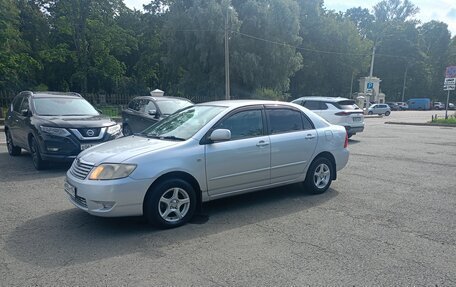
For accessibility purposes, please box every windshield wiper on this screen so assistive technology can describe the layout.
[145,134,185,141]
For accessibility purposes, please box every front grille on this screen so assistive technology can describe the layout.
[78,128,101,137]
[73,194,88,208]
[70,159,94,180]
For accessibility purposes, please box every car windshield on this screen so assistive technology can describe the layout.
[336,100,360,110]
[33,97,99,116]
[140,105,227,140]
[156,99,193,115]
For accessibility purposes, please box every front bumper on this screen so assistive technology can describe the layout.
[65,170,153,217]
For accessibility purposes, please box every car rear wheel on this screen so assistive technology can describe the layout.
[144,178,196,229]
[122,124,132,136]
[385,111,391,116]
[30,136,47,170]
[304,157,333,194]
[6,130,21,156]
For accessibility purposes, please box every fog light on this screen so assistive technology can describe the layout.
[93,201,115,211]
[47,147,59,152]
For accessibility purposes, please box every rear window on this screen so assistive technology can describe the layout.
[334,100,360,110]
[156,99,193,115]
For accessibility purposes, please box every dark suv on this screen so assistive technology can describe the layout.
[5,91,122,169]
[122,96,193,135]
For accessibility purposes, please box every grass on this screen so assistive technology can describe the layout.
[431,114,456,125]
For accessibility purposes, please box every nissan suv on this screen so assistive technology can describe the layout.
[292,97,364,138]
[5,91,122,170]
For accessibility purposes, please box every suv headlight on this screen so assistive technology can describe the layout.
[89,163,136,180]
[107,124,121,135]
[40,126,70,137]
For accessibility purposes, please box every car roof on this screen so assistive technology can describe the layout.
[131,96,192,102]
[196,99,299,109]
[292,96,353,103]
[21,91,82,98]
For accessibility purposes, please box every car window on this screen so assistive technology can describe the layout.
[335,100,360,110]
[144,100,157,114]
[137,99,149,113]
[128,99,140,111]
[216,109,263,140]
[12,95,24,113]
[303,100,321,110]
[267,108,304,134]
[20,97,30,112]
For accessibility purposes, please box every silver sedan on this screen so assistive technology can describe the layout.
[65,100,349,228]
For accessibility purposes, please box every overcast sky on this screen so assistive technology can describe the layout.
[124,0,456,36]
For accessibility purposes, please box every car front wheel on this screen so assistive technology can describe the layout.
[304,157,333,194]
[144,178,197,229]
[122,124,132,136]
[368,111,373,115]
[385,111,391,116]
[6,130,21,156]
[30,136,47,170]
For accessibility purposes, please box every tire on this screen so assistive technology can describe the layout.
[6,130,21,156]
[304,157,333,194]
[122,124,132,136]
[30,136,47,170]
[144,178,197,229]
[368,111,373,115]
[385,111,391,116]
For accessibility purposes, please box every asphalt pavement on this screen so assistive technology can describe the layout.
[0,110,455,286]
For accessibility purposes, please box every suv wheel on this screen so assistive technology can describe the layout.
[30,136,47,170]
[368,111,373,115]
[385,111,391,116]
[122,124,132,136]
[6,130,21,156]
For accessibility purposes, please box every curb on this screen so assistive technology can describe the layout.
[385,122,456,128]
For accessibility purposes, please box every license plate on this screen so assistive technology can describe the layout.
[64,181,76,198]
[353,117,361,122]
[80,143,98,151]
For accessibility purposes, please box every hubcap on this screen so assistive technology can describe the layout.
[313,163,330,189]
[158,187,190,223]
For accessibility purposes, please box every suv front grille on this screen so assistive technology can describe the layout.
[70,159,94,180]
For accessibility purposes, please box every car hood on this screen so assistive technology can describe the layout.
[78,135,181,165]
[37,115,115,128]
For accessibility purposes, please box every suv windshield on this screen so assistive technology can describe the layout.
[33,97,99,116]
[141,105,226,140]
[156,99,193,115]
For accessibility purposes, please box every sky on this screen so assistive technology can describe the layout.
[124,0,456,36]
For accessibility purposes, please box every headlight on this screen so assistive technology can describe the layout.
[40,126,70,137]
[89,163,136,180]
[107,124,121,135]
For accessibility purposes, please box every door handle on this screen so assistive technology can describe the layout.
[305,134,316,139]
[256,140,269,147]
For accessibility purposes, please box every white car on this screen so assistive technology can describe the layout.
[65,100,349,228]
[292,97,364,138]
[368,104,391,116]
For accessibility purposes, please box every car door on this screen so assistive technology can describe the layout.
[140,100,159,130]
[266,106,318,184]
[15,95,31,147]
[7,95,25,147]
[122,99,141,132]
[205,107,271,197]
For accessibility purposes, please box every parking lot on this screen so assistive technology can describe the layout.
[1,110,455,286]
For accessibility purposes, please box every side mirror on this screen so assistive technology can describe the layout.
[21,109,30,117]
[209,129,231,142]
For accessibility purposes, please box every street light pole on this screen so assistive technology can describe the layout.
[401,65,408,102]
[224,8,230,100]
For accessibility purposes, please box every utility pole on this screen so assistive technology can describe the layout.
[401,65,408,102]
[224,8,230,100]
[369,45,376,78]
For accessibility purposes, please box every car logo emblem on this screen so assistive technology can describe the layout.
[86,129,95,137]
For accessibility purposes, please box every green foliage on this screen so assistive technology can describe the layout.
[252,88,289,101]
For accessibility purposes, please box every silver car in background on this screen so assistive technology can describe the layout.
[65,100,349,228]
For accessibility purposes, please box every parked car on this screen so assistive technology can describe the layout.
[386,102,400,111]
[449,103,455,110]
[368,104,391,116]
[433,102,445,110]
[65,100,349,228]
[396,102,408,110]
[291,96,364,138]
[5,91,122,170]
[122,96,193,136]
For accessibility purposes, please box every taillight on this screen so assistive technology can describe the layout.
[344,132,348,148]
[335,112,349,116]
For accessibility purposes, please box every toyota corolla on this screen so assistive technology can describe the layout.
[65,100,349,228]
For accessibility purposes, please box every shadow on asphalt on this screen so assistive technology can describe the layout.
[348,139,360,145]
[0,151,71,182]
[5,184,338,268]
